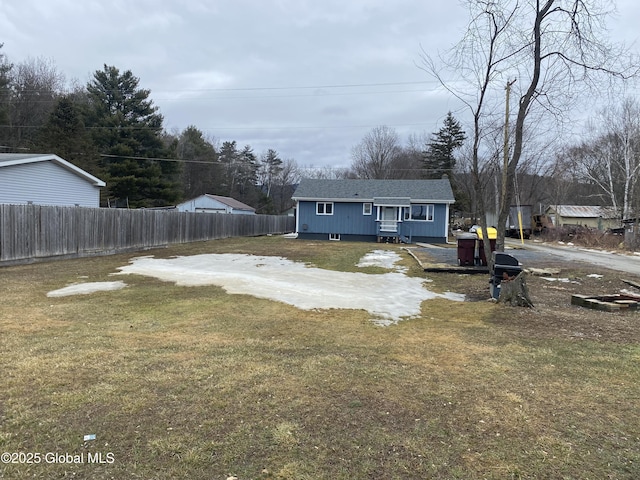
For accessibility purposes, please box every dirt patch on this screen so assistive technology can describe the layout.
[420,252,640,344]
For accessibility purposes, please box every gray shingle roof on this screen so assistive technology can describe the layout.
[292,178,455,203]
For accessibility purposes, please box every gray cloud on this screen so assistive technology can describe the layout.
[2,0,639,168]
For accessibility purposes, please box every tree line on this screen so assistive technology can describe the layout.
[348,0,640,245]
[0,47,296,212]
[0,42,475,214]
[3,0,639,230]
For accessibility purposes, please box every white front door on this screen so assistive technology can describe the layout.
[380,207,398,232]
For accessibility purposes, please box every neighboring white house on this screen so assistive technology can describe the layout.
[0,153,105,207]
[175,194,256,215]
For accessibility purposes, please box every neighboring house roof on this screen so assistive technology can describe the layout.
[292,179,455,203]
[0,153,106,187]
[176,194,255,212]
[205,194,255,211]
[547,205,617,219]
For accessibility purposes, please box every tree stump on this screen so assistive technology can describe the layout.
[498,271,534,308]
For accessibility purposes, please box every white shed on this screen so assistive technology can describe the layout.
[176,194,256,215]
[0,153,105,207]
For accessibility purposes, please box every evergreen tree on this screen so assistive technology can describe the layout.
[177,126,220,198]
[236,144,259,198]
[423,112,466,179]
[86,65,180,207]
[37,95,99,175]
[258,148,283,198]
[217,141,264,207]
[219,140,241,196]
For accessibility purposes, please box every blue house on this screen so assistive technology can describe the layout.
[291,178,455,243]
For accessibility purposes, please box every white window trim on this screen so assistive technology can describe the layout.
[316,201,334,215]
[408,203,435,222]
[329,233,341,241]
[363,202,372,215]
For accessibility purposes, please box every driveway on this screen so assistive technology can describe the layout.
[507,240,640,276]
[417,239,640,276]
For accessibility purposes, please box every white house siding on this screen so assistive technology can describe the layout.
[176,197,230,213]
[0,161,101,207]
[176,195,255,215]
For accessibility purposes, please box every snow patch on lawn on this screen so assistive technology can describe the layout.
[47,281,127,297]
[541,277,580,284]
[356,250,406,272]
[114,253,464,325]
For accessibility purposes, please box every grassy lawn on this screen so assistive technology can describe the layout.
[0,236,638,479]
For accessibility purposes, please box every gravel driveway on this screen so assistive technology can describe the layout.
[417,239,640,275]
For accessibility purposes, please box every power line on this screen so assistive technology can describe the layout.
[2,86,440,104]
[11,79,439,95]
[158,80,436,91]
[153,87,433,101]
[1,121,440,131]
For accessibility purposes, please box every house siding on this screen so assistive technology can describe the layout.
[298,201,377,235]
[0,161,101,207]
[297,201,449,242]
[401,203,449,241]
[176,195,255,214]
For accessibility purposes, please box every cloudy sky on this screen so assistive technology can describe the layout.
[2,0,639,169]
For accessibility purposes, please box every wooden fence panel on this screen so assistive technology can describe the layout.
[0,205,295,264]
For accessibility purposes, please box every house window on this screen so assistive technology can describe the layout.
[316,202,333,215]
[363,203,372,215]
[329,233,341,241]
[409,204,434,221]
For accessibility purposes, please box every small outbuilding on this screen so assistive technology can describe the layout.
[545,205,619,230]
[175,194,256,215]
[0,153,105,207]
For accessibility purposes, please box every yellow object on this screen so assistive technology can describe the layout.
[517,210,524,244]
[475,227,497,240]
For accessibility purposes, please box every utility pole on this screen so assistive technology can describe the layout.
[502,79,516,209]
[498,79,517,251]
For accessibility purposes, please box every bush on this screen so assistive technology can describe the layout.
[539,226,624,250]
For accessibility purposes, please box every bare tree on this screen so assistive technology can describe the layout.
[350,125,402,179]
[8,56,65,149]
[0,44,12,147]
[300,165,354,179]
[422,0,638,255]
[567,98,640,219]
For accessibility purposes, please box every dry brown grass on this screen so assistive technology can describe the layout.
[0,236,638,479]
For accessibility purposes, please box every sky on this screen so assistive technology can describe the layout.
[2,0,640,169]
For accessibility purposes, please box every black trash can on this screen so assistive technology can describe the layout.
[489,252,522,299]
[457,234,477,266]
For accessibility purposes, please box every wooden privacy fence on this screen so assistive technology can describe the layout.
[0,204,296,264]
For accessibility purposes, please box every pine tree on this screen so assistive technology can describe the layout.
[219,140,241,196]
[423,112,466,179]
[177,126,219,198]
[236,144,259,198]
[37,96,99,175]
[86,65,180,207]
[259,148,283,198]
